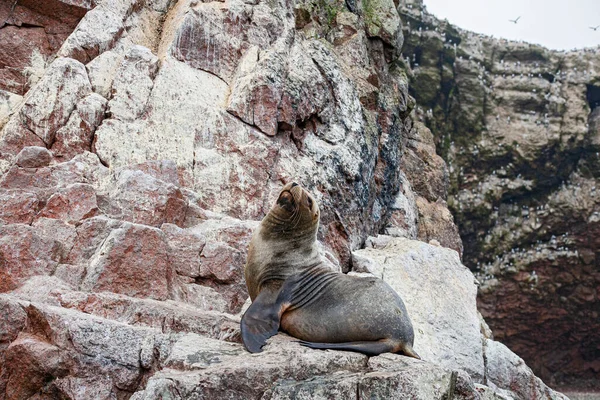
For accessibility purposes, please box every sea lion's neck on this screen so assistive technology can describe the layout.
[245,224,322,300]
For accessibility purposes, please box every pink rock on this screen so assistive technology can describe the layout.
[105,169,188,228]
[15,146,53,168]
[402,122,448,202]
[200,241,243,283]
[20,57,92,146]
[169,5,248,84]
[0,190,39,224]
[32,218,78,262]
[39,183,99,224]
[0,224,62,292]
[52,93,107,161]
[66,216,123,266]
[4,332,70,400]
[135,159,181,187]
[80,223,173,301]
[53,290,239,339]
[0,296,27,343]
[0,0,88,95]
[0,120,47,170]
[0,152,108,201]
[162,223,206,278]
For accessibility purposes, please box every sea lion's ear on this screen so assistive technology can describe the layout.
[277,191,295,213]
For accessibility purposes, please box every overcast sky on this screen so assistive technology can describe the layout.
[423,0,600,50]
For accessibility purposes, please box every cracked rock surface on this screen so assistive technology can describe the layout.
[0,0,568,398]
[399,0,600,392]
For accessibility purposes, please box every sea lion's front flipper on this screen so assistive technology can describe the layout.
[297,340,396,357]
[241,289,285,353]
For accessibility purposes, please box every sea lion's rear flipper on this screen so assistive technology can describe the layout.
[241,289,286,353]
[299,340,422,359]
[297,340,395,357]
[400,343,421,360]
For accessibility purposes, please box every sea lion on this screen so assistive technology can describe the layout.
[241,182,420,358]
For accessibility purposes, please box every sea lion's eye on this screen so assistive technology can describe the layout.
[307,197,313,209]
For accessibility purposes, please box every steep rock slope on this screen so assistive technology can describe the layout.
[0,0,565,398]
[399,0,600,391]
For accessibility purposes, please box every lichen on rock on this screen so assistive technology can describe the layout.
[0,0,577,398]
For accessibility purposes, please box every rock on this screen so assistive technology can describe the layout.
[0,90,22,123]
[85,50,123,98]
[484,339,568,400]
[199,241,243,283]
[225,42,334,137]
[399,1,600,388]
[385,171,419,239]
[0,119,47,174]
[0,189,39,224]
[52,93,108,160]
[31,217,78,262]
[0,296,27,343]
[107,45,159,122]
[0,152,109,201]
[20,57,92,146]
[0,0,88,95]
[52,289,240,340]
[65,216,124,266]
[416,196,463,256]
[81,222,173,301]
[162,0,289,84]
[17,301,163,396]
[353,236,483,380]
[14,146,52,168]
[161,223,206,278]
[134,159,181,186]
[4,333,70,400]
[57,0,132,63]
[0,224,62,293]
[402,121,448,202]
[102,169,188,227]
[362,0,402,48]
[39,183,99,223]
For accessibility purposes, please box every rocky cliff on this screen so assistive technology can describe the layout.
[0,0,571,398]
[398,0,600,393]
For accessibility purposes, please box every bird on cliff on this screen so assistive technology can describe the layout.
[509,16,521,24]
[590,25,600,31]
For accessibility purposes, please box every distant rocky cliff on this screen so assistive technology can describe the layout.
[0,0,579,398]
[399,0,600,392]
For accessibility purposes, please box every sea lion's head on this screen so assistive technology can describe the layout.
[262,182,320,240]
[245,182,321,300]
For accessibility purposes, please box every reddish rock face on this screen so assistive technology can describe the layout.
[103,169,188,228]
[80,223,173,301]
[4,333,70,400]
[0,0,89,95]
[40,183,99,224]
[15,146,53,168]
[0,0,570,397]
[0,224,62,292]
[0,190,39,225]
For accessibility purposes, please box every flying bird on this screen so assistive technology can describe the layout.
[509,16,521,24]
[590,25,600,31]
